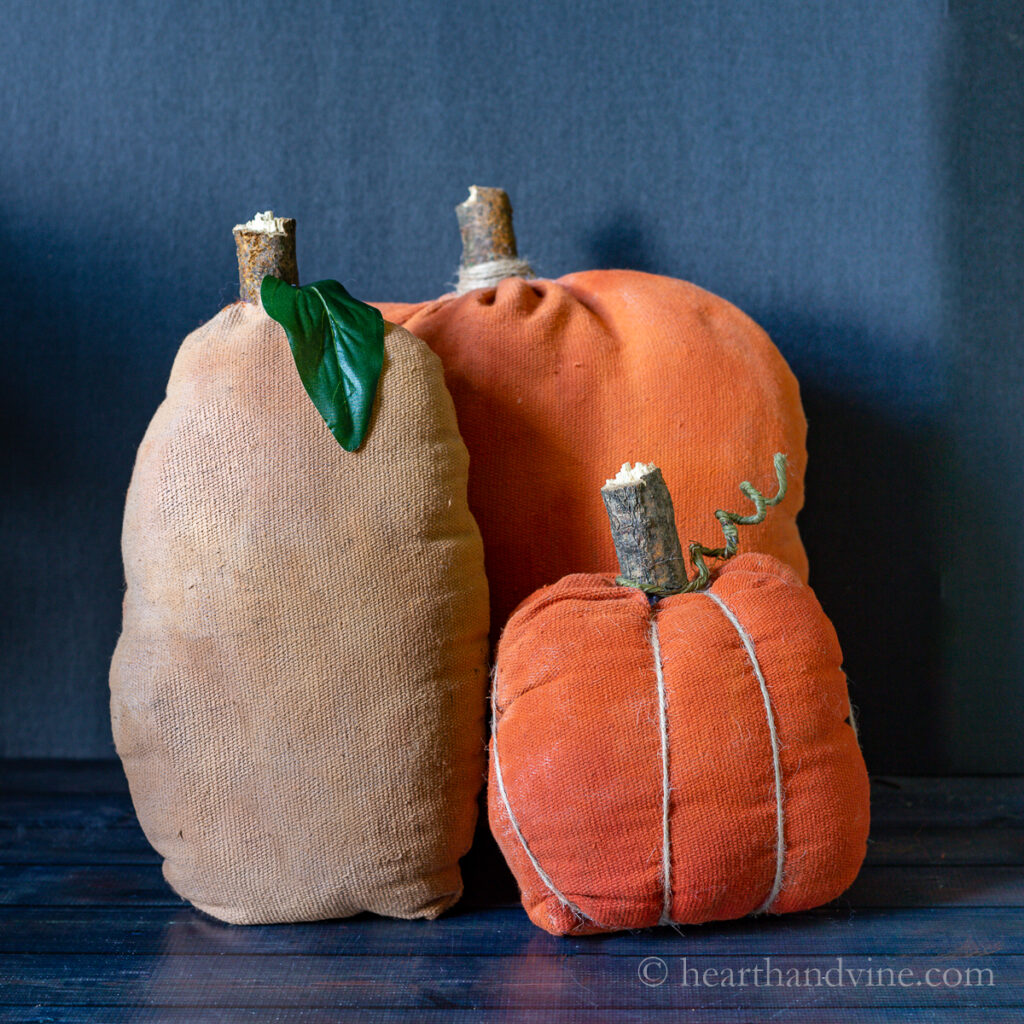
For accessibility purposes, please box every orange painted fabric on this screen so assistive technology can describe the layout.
[489,553,869,936]
[376,271,808,640]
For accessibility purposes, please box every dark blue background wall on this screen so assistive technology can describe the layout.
[2,1,1022,771]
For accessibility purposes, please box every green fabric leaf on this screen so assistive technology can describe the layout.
[261,276,385,452]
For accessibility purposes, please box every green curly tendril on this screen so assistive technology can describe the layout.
[615,452,788,596]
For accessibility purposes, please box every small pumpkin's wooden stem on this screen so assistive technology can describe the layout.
[455,186,533,293]
[233,213,298,304]
[601,464,689,596]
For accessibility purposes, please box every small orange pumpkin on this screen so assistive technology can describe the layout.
[488,457,869,936]
[376,187,808,641]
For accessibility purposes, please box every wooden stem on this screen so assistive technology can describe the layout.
[233,214,298,304]
[456,186,519,266]
[454,187,533,293]
[601,464,690,595]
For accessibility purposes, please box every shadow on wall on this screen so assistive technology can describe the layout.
[579,208,667,275]
[937,3,1024,772]
[780,335,947,776]
[0,221,137,757]
[740,313,947,776]
[581,224,950,774]
[570,7,1024,775]
[0,213,215,757]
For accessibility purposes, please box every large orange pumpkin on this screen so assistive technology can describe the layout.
[376,187,808,639]
[488,459,868,936]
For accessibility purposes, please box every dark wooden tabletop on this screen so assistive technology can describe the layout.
[0,761,1020,1022]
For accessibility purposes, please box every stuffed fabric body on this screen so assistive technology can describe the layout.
[489,553,868,936]
[111,301,489,925]
[377,271,807,638]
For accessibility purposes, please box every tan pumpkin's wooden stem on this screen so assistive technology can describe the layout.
[601,464,689,596]
[233,217,298,304]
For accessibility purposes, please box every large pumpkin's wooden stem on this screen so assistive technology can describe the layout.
[233,212,298,304]
[455,186,533,294]
[601,463,689,596]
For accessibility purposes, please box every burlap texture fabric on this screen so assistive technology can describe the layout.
[110,301,489,925]
[376,270,808,642]
[489,553,869,936]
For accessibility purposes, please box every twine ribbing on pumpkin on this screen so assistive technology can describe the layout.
[650,619,674,926]
[602,454,789,919]
[490,676,602,930]
[848,696,861,742]
[704,589,786,915]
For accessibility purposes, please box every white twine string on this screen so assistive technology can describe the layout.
[455,257,534,294]
[650,619,674,926]
[704,590,786,916]
[490,676,600,929]
[847,695,861,743]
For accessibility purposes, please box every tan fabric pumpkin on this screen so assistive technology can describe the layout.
[110,299,489,924]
